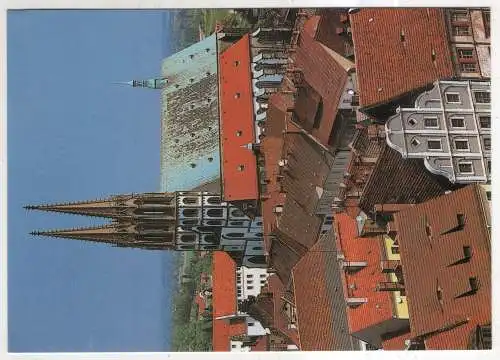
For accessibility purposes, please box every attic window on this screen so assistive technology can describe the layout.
[234,60,240,66]
[236,130,243,137]
[400,29,406,42]
[234,92,241,99]
[431,49,437,62]
[469,277,480,292]
[457,214,466,229]
[463,246,472,260]
[237,165,245,171]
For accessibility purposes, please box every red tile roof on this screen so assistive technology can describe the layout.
[334,213,394,335]
[382,330,411,350]
[212,251,246,351]
[250,335,269,351]
[219,34,259,201]
[314,9,351,56]
[194,294,206,316]
[290,16,352,146]
[359,142,454,216]
[394,185,491,349]
[292,232,356,350]
[350,8,454,109]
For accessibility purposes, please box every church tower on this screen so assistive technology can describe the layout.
[115,77,168,89]
[26,191,267,267]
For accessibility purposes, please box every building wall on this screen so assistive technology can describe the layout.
[230,340,251,352]
[236,267,269,301]
[446,8,490,79]
[385,80,491,184]
[246,316,268,337]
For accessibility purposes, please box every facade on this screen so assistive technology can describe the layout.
[445,8,490,79]
[385,80,491,184]
[27,191,266,267]
[236,267,269,301]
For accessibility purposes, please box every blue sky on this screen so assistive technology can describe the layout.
[8,10,176,352]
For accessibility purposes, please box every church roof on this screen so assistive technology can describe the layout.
[160,34,222,192]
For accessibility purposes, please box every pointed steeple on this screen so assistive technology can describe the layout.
[24,196,135,218]
[114,77,168,90]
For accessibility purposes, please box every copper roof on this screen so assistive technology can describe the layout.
[395,185,491,349]
[292,231,357,350]
[359,143,454,216]
[349,8,454,109]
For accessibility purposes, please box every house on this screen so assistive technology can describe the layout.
[385,184,491,349]
[385,80,491,184]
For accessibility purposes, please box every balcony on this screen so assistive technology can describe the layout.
[376,281,405,292]
[380,260,401,273]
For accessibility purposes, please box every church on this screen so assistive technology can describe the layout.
[25,23,295,269]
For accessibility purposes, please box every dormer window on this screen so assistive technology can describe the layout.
[463,246,473,260]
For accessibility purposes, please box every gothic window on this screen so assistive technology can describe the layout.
[231,209,245,217]
[182,219,199,226]
[207,208,223,218]
[182,197,198,205]
[206,196,221,205]
[203,234,218,244]
[180,234,196,243]
[183,208,199,217]
[247,255,266,264]
[226,233,245,238]
[206,220,223,226]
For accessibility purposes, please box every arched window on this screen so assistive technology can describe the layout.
[180,234,196,243]
[231,209,245,217]
[203,234,218,244]
[183,197,198,205]
[207,208,223,217]
[206,220,223,226]
[183,208,199,217]
[206,196,221,205]
[247,255,266,264]
[226,232,245,238]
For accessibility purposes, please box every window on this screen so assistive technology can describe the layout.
[246,274,253,278]
[411,137,421,147]
[469,277,480,292]
[253,246,263,251]
[408,118,417,126]
[463,246,472,259]
[474,92,491,104]
[458,162,473,174]
[391,246,400,254]
[237,165,245,171]
[424,117,439,128]
[486,191,492,201]
[484,138,491,151]
[457,214,466,228]
[231,209,245,217]
[483,10,491,38]
[247,280,253,284]
[479,116,491,129]
[261,280,266,284]
[207,196,221,205]
[487,160,491,174]
[260,274,267,278]
[457,48,474,59]
[450,117,465,128]
[247,286,254,290]
[446,93,461,103]
[183,208,199,217]
[427,139,442,150]
[231,345,237,349]
[226,232,245,238]
[454,139,469,150]
[460,63,477,73]
[180,234,196,243]
[234,92,240,99]
[248,322,255,326]
[207,208,223,217]
[451,10,468,22]
[206,220,223,226]
[230,221,244,226]
[453,25,471,36]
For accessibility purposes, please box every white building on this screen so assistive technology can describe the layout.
[236,266,269,301]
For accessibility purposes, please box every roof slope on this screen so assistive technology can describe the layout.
[291,16,352,146]
[350,8,454,109]
[218,34,258,201]
[395,185,491,349]
[314,8,351,55]
[160,35,221,191]
[292,231,357,350]
[212,251,246,351]
[359,143,454,216]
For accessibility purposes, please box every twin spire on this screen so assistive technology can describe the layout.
[113,77,169,90]
[25,193,178,250]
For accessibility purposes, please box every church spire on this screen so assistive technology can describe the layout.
[114,77,168,89]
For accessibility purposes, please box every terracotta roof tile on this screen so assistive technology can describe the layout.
[359,143,455,216]
[219,35,258,201]
[212,252,243,351]
[335,213,394,337]
[350,8,454,109]
[395,185,491,349]
[382,330,411,350]
[292,231,357,350]
[314,9,351,56]
[291,16,352,146]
